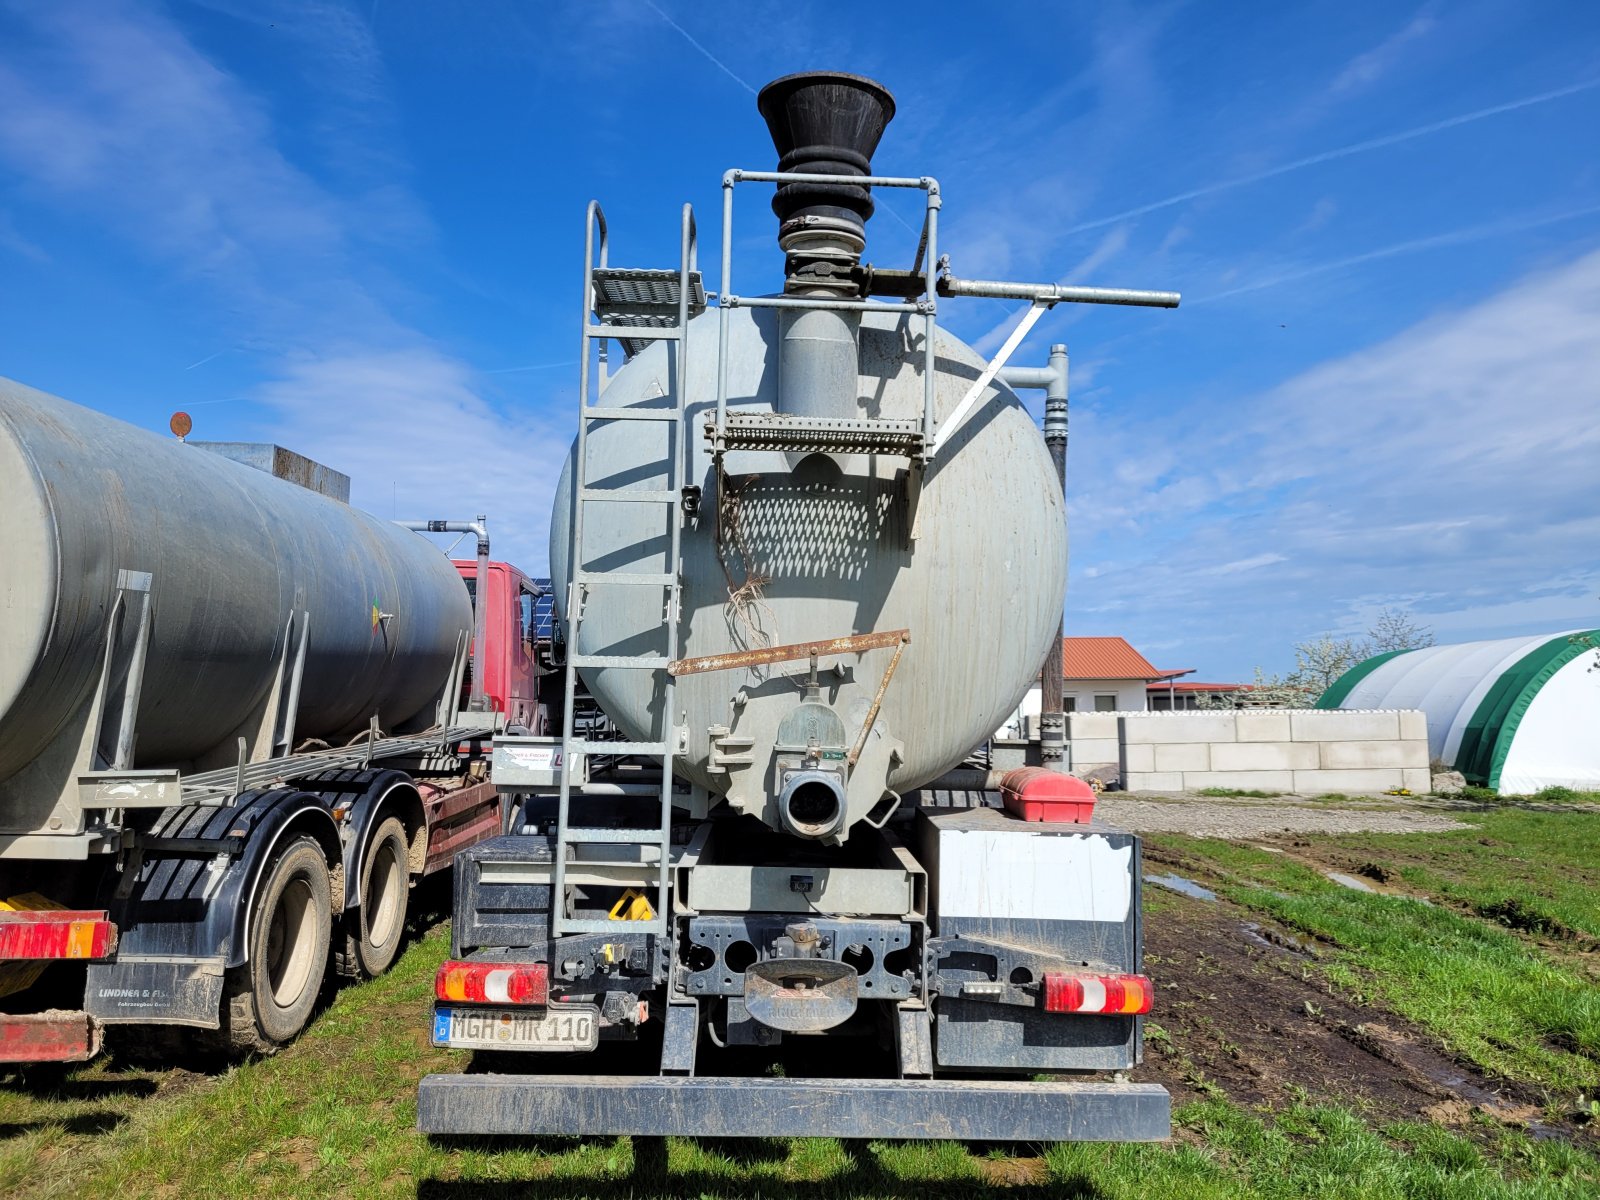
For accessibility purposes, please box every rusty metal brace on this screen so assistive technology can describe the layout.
[847,631,911,768]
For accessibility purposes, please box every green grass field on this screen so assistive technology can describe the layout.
[4,801,1599,1198]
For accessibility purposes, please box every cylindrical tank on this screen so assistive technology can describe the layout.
[0,378,472,783]
[551,308,1068,840]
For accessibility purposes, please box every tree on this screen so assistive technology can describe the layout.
[1287,608,1434,703]
[1227,608,1437,708]
[1368,608,1435,654]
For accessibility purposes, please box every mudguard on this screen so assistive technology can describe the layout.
[298,768,422,912]
[84,789,341,1027]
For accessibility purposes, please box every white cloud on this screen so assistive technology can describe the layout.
[0,2,557,570]
[1067,248,1600,673]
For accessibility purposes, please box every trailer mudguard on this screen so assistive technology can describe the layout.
[84,789,341,1027]
[299,768,423,912]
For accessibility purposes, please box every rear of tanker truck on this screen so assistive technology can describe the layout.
[418,69,1179,1141]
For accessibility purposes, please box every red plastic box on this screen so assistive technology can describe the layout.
[998,768,1097,823]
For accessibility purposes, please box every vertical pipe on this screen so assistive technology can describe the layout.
[921,189,940,452]
[1040,345,1068,762]
[470,515,490,712]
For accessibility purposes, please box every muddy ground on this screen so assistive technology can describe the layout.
[1132,859,1550,1132]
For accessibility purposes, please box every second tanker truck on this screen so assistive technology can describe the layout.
[0,386,543,1063]
[419,71,1181,1141]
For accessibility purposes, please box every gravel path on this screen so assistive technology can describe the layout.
[1096,794,1469,838]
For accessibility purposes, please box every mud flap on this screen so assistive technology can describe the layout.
[85,956,226,1028]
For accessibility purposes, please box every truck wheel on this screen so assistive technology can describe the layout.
[218,836,332,1054]
[346,816,410,977]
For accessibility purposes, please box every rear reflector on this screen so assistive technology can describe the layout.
[0,912,116,962]
[1042,972,1152,1015]
[435,960,548,1006]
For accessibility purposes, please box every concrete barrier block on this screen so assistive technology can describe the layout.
[1184,771,1295,792]
[1118,715,1160,744]
[1210,742,1319,772]
[1067,712,1119,740]
[1233,710,1291,742]
[1290,710,1400,742]
[1125,771,1185,792]
[1319,740,1431,770]
[1402,767,1432,794]
[1154,743,1211,772]
[1292,768,1406,794]
[1121,743,1156,773]
[1069,738,1121,768]
[1125,713,1239,744]
[1398,710,1429,741]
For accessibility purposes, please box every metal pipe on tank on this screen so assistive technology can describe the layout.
[1001,346,1069,764]
[399,517,491,712]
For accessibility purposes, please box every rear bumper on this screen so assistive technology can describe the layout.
[0,1011,100,1063]
[418,1073,1170,1141]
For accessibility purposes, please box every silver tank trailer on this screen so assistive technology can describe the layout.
[0,379,472,807]
[551,314,1067,842]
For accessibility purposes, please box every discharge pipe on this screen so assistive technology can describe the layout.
[757,71,897,426]
[399,516,490,713]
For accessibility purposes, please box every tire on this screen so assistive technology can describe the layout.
[215,835,332,1055]
[345,816,410,978]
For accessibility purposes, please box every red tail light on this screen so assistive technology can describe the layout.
[435,960,548,1006]
[1042,972,1152,1015]
[0,912,116,961]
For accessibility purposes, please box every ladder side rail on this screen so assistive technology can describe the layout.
[653,203,697,926]
[556,200,610,929]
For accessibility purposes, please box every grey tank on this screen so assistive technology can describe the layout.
[550,307,1067,838]
[0,378,472,787]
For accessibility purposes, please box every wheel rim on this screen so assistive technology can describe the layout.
[265,876,318,1007]
[365,837,405,951]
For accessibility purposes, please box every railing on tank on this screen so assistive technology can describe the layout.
[712,169,944,457]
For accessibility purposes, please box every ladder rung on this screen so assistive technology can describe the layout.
[555,917,667,935]
[577,489,679,504]
[588,324,680,341]
[572,739,668,755]
[564,827,670,844]
[575,570,677,586]
[569,654,670,670]
[582,407,682,422]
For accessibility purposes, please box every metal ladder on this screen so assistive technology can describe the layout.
[553,201,702,937]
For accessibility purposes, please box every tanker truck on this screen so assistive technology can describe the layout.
[0,385,541,1063]
[419,71,1180,1141]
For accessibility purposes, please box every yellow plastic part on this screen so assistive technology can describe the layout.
[607,889,656,921]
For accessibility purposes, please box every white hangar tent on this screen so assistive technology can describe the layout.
[1318,630,1600,795]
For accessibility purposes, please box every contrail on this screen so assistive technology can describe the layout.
[1065,77,1600,237]
[1192,203,1600,303]
[640,0,755,95]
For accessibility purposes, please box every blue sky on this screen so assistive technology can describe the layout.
[2,1,1597,680]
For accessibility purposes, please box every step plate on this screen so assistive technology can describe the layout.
[710,412,926,457]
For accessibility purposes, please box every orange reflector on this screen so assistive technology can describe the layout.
[1041,972,1152,1015]
[434,960,548,1006]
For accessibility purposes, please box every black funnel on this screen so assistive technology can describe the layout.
[757,70,896,248]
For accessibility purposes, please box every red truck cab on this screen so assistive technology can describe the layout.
[456,560,546,734]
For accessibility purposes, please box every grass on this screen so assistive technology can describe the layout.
[6,806,1600,1197]
[1154,807,1600,1094]
[1197,788,1284,799]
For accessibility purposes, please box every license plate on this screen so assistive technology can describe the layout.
[433,1003,598,1052]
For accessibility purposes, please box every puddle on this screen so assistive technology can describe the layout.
[1325,871,1376,892]
[1147,873,1217,902]
[1240,920,1314,957]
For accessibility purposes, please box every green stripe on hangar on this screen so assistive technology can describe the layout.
[1457,630,1600,789]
